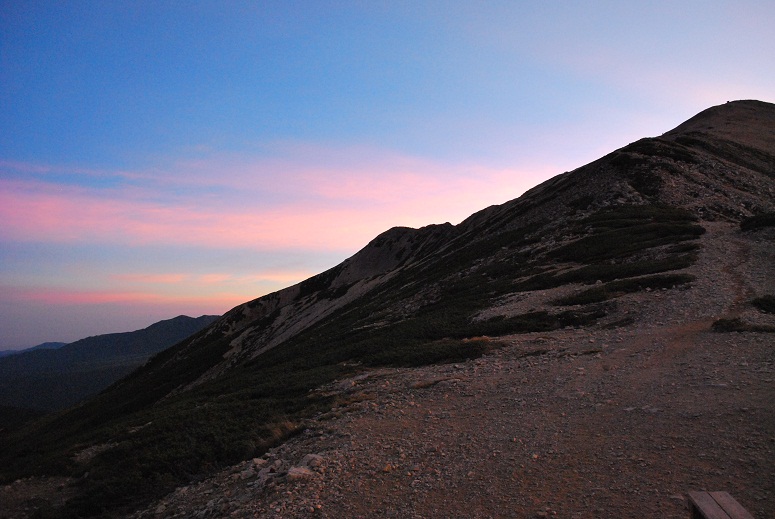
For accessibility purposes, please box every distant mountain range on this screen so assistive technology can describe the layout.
[0,315,219,415]
[0,342,67,358]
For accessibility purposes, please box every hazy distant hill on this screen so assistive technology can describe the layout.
[0,315,219,414]
[27,341,68,352]
[1,101,773,518]
[0,342,67,358]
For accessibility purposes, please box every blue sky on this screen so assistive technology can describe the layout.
[1,1,774,349]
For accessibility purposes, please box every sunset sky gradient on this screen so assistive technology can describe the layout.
[2,1,774,348]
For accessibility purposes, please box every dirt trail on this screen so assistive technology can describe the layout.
[720,232,756,316]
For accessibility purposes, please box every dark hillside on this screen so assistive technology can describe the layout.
[0,405,45,432]
[0,315,219,412]
[0,342,67,359]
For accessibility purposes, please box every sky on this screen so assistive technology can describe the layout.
[1,1,774,349]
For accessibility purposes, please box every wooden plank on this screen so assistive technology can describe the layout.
[709,491,755,519]
[688,491,732,519]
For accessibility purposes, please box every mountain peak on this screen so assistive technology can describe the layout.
[664,99,775,149]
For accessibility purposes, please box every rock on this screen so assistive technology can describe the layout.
[302,453,324,468]
[287,467,315,481]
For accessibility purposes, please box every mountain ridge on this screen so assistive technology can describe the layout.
[0,342,67,359]
[146,101,775,395]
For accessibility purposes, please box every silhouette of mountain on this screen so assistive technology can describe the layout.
[0,342,67,359]
[0,315,219,414]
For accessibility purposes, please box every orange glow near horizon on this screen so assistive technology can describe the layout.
[6,285,249,311]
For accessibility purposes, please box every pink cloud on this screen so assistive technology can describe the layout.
[1,264,320,321]
[111,273,190,284]
[0,149,554,253]
[198,273,232,285]
[110,270,317,289]
[240,269,318,284]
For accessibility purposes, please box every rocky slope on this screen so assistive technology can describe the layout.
[1,100,773,518]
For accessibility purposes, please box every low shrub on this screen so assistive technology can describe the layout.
[363,338,497,367]
[515,253,697,292]
[551,274,695,306]
[550,222,704,263]
[751,295,775,314]
[741,213,775,231]
[711,318,775,333]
